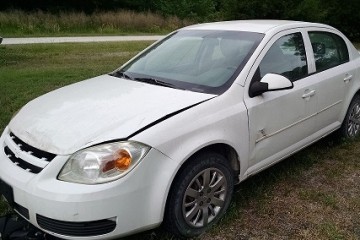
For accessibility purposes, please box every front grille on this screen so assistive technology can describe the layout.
[36,215,116,237]
[9,132,56,161]
[3,132,57,174]
[4,146,42,173]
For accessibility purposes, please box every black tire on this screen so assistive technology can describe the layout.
[164,152,234,238]
[339,95,360,139]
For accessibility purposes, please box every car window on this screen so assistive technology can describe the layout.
[121,30,264,94]
[308,31,349,72]
[258,32,307,82]
[143,37,202,70]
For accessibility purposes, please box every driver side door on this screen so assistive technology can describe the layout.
[244,30,317,175]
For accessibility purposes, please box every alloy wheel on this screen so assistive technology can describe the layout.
[347,102,360,137]
[182,168,227,228]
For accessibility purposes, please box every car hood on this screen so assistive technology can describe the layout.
[9,75,214,155]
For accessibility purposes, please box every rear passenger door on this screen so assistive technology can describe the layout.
[306,30,354,132]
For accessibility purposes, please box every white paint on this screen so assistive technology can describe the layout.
[260,73,293,89]
[9,75,213,154]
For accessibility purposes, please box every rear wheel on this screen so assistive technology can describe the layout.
[339,95,360,138]
[164,152,234,238]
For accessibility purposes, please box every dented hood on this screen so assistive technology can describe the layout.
[9,75,214,155]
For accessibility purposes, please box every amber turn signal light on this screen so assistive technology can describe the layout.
[102,149,132,172]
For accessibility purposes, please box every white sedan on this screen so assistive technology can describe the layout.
[1,20,360,239]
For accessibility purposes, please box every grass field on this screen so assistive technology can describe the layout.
[0,10,190,37]
[0,41,152,134]
[0,42,359,239]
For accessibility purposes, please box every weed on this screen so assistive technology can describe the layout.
[0,10,192,37]
[320,222,346,240]
[0,200,11,215]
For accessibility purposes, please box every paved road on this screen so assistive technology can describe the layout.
[1,35,164,45]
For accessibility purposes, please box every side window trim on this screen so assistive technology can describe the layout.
[302,30,316,74]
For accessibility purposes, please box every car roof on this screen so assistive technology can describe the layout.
[183,20,333,34]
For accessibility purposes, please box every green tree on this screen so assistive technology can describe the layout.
[155,0,216,20]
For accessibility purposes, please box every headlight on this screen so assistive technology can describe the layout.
[58,141,150,184]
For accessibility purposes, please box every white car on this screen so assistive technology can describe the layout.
[1,20,360,239]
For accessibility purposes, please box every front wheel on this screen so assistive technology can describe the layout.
[339,95,360,138]
[164,152,234,238]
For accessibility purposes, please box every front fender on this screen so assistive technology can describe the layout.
[131,86,250,217]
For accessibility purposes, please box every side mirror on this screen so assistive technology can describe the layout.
[249,73,293,98]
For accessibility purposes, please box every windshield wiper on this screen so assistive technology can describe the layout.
[110,70,133,80]
[134,77,181,89]
[111,72,183,90]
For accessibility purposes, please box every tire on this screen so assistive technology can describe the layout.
[164,152,234,238]
[339,95,360,139]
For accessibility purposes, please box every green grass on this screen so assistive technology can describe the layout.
[0,43,359,239]
[0,41,152,133]
[0,10,191,37]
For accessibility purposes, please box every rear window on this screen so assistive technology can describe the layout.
[309,31,349,72]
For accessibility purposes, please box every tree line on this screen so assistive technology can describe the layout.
[1,0,359,40]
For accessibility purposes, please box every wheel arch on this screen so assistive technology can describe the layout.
[174,143,240,186]
[338,89,360,137]
[162,142,239,235]
[190,143,240,176]
[353,89,360,98]
[162,142,240,219]
[339,87,360,124]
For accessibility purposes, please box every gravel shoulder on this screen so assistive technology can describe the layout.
[1,35,164,45]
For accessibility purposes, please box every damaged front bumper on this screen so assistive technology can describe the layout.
[0,127,178,239]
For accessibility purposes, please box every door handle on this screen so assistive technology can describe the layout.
[344,74,353,83]
[302,90,316,99]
